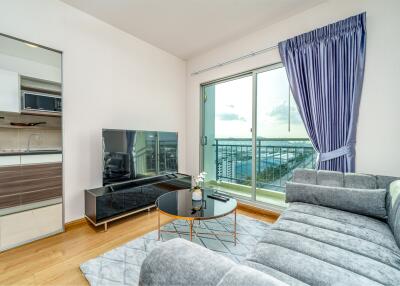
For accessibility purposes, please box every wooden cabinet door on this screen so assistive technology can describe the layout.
[0,203,62,251]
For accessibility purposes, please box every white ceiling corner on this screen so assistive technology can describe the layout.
[61,0,326,59]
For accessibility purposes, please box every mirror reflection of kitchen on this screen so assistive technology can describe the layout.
[0,34,63,252]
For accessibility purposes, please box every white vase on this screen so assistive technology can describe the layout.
[192,188,202,201]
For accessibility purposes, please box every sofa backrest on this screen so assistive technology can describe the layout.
[292,169,400,247]
[292,169,381,189]
[292,170,399,188]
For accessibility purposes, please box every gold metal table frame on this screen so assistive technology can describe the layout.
[157,206,237,245]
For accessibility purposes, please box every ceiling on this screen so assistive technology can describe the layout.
[62,0,325,59]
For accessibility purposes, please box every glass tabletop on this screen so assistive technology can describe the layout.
[156,189,237,220]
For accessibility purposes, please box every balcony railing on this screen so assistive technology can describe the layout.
[213,138,316,192]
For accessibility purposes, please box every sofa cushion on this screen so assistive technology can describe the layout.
[292,169,317,184]
[280,208,399,253]
[286,202,390,234]
[317,170,344,187]
[250,231,400,285]
[286,182,387,219]
[244,203,400,286]
[344,173,377,189]
[217,265,289,286]
[387,180,400,248]
[242,261,309,286]
[271,218,400,268]
[246,242,386,286]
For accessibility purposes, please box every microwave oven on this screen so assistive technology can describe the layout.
[21,90,62,115]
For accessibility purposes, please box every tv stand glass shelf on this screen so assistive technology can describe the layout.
[84,173,191,231]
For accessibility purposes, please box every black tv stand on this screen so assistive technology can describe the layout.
[84,173,191,231]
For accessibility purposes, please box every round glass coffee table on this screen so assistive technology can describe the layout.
[156,189,238,244]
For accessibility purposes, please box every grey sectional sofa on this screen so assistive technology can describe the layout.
[139,169,400,286]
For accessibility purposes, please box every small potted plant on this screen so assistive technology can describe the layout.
[192,172,207,201]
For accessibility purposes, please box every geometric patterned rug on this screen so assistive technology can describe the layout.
[80,214,270,286]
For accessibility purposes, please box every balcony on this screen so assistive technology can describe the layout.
[204,138,316,206]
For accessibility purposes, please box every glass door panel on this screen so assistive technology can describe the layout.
[202,75,253,199]
[201,64,314,208]
[255,66,314,206]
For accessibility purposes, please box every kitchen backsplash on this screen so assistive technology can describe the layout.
[0,113,61,151]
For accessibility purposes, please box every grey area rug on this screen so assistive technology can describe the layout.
[80,214,270,286]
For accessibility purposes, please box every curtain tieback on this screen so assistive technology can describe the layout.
[319,144,355,162]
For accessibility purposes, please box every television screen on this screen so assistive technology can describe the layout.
[102,129,178,185]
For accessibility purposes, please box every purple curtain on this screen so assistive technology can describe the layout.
[278,13,366,172]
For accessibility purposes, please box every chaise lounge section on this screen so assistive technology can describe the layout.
[139,169,400,286]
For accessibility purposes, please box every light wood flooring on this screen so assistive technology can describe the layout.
[0,206,278,286]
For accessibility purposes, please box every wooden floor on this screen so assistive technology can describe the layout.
[0,207,278,286]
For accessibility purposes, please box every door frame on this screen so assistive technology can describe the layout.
[199,62,284,204]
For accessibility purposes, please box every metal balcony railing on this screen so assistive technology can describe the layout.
[213,138,316,192]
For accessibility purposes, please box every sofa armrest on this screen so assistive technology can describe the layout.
[139,238,236,286]
[286,182,387,219]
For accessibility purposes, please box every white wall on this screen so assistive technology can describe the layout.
[0,53,61,83]
[0,0,186,222]
[186,0,400,178]
[1,0,399,222]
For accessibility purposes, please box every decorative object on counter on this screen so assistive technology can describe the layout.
[191,199,204,213]
[192,172,206,201]
[0,116,60,130]
[10,121,46,127]
[192,188,202,201]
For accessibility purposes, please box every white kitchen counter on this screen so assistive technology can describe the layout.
[0,152,62,166]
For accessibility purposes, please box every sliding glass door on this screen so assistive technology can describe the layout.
[201,64,315,207]
[255,65,314,206]
[202,75,253,199]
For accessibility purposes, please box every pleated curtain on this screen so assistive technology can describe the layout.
[279,13,366,172]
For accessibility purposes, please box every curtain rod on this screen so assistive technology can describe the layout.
[191,44,278,76]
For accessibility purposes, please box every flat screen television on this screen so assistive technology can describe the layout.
[102,129,178,186]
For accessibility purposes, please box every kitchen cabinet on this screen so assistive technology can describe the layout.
[0,30,63,253]
[0,203,62,251]
[0,162,62,209]
[0,68,20,113]
[0,161,63,251]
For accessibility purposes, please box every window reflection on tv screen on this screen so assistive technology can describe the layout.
[102,129,178,185]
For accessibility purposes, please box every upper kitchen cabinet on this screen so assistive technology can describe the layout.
[0,69,19,113]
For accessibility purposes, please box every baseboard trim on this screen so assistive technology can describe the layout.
[65,217,87,229]
[237,202,280,218]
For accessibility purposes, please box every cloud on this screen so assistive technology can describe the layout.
[268,103,303,124]
[217,113,246,121]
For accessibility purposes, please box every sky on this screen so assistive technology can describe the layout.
[210,67,309,139]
